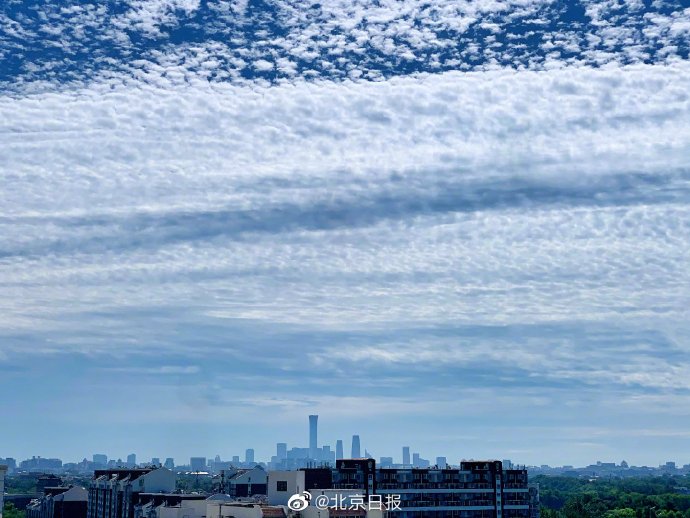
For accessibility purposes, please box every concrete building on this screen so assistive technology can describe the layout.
[20,457,63,472]
[283,459,537,518]
[221,466,268,498]
[87,467,175,518]
[133,493,207,518]
[207,500,287,518]
[26,486,88,518]
[277,444,287,461]
[402,447,410,466]
[163,459,174,471]
[267,471,306,506]
[379,457,393,468]
[127,455,136,468]
[246,449,256,465]
[1,464,7,518]
[190,457,206,472]
[93,455,108,467]
[335,441,344,461]
[37,475,63,494]
[150,497,206,518]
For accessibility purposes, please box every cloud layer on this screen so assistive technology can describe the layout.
[1,0,690,464]
[1,0,689,89]
[1,61,690,463]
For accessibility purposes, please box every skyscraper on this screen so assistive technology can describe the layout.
[93,454,107,466]
[336,440,344,460]
[351,435,361,458]
[245,449,255,464]
[126,454,136,467]
[190,457,206,471]
[277,443,287,460]
[164,458,175,470]
[402,446,410,466]
[309,415,318,460]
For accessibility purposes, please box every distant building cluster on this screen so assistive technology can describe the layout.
[5,415,690,518]
[529,459,690,478]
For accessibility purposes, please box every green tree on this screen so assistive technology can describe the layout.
[3,502,27,518]
[605,509,636,518]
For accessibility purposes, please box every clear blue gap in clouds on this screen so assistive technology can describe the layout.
[0,0,690,466]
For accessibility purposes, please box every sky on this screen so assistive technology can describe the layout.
[1,0,690,468]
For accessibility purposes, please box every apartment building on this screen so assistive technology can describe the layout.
[288,459,536,518]
[87,467,175,518]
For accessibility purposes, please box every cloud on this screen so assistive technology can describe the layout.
[1,1,690,462]
[1,0,689,89]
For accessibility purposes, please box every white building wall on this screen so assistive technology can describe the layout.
[137,467,176,493]
[158,500,206,518]
[267,471,305,506]
[206,503,265,518]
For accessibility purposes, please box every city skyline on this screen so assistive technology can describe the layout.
[2,414,689,469]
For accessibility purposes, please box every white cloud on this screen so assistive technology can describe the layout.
[0,63,688,349]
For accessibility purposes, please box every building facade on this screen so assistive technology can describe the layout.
[87,467,175,518]
[26,486,88,518]
[283,459,536,518]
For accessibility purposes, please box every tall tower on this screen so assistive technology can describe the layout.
[402,446,410,466]
[245,449,255,464]
[336,440,344,460]
[309,415,318,460]
[351,435,361,458]
[277,443,287,460]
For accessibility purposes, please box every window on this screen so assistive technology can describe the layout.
[276,481,288,492]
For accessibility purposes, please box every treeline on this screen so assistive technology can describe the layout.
[534,474,690,517]
[3,503,26,518]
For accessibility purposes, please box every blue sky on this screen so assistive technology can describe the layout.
[1,0,690,467]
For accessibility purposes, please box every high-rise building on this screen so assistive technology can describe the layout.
[151,457,161,466]
[351,435,361,458]
[92,454,107,466]
[436,456,447,468]
[309,415,319,460]
[232,456,240,464]
[335,440,344,460]
[126,454,136,467]
[402,446,410,466]
[276,443,287,460]
[380,456,394,467]
[245,449,255,464]
[190,457,206,472]
[164,458,175,470]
